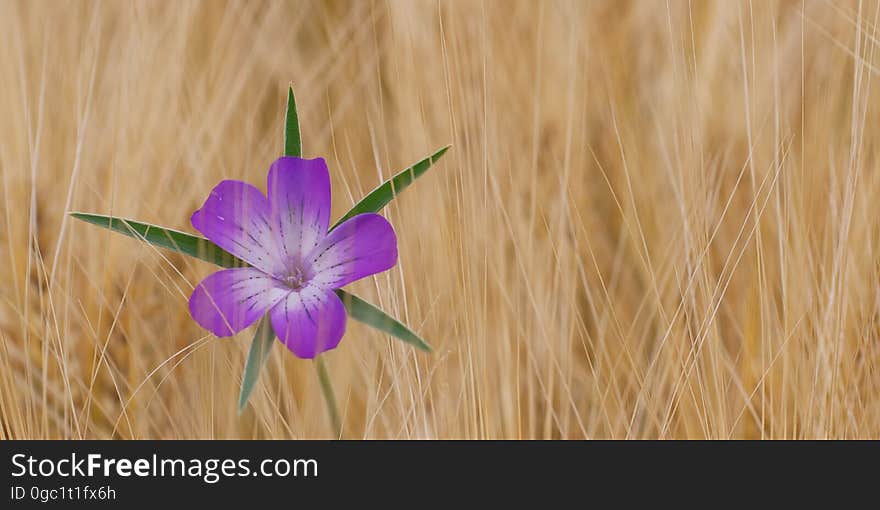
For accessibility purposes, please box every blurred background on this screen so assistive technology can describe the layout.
[1,0,879,439]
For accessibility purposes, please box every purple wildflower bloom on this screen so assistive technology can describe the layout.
[188,157,398,359]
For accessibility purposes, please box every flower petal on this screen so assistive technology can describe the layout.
[269,285,347,359]
[309,213,398,288]
[189,268,289,337]
[191,180,284,274]
[267,157,332,263]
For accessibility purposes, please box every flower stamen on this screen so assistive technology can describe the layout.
[282,266,309,291]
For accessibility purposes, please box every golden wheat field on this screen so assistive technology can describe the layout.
[2,0,880,440]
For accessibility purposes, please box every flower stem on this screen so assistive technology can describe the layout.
[314,356,342,438]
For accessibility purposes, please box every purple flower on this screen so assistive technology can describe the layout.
[187,157,398,359]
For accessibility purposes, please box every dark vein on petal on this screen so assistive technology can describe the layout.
[299,292,316,327]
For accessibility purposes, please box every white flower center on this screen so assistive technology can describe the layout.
[283,266,309,291]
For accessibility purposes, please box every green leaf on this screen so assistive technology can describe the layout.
[71,215,433,352]
[314,356,342,437]
[238,316,276,413]
[335,289,431,352]
[284,85,302,158]
[332,145,450,229]
[70,212,243,268]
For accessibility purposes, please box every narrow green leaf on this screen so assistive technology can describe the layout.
[73,213,432,352]
[70,212,244,268]
[332,145,450,229]
[284,86,302,158]
[315,356,342,438]
[238,316,276,413]
[335,289,431,352]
